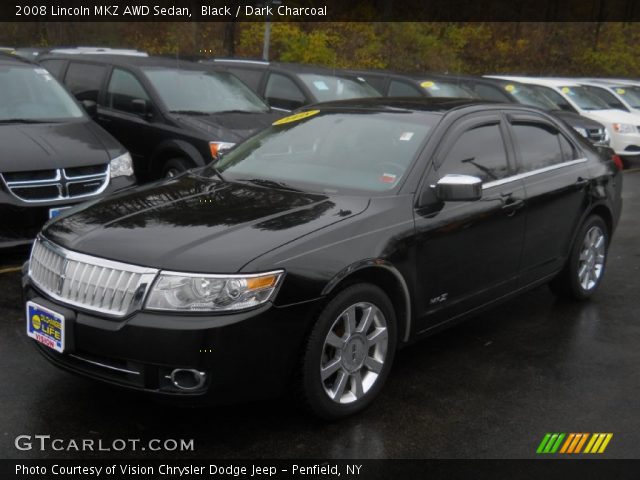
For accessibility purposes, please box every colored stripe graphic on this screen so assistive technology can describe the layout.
[538,433,613,454]
[537,433,565,454]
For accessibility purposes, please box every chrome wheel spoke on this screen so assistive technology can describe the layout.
[326,331,344,349]
[357,306,374,333]
[332,371,348,400]
[344,306,357,335]
[368,327,388,345]
[352,372,364,399]
[321,358,342,381]
[364,356,383,374]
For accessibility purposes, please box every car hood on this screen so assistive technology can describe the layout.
[169,110,283,143]
[42,173,369,273]
[0,119,115,172]
[583,109,640,125]
[550,110,605,129]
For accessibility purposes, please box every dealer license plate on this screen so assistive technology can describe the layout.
[26,301,65,353]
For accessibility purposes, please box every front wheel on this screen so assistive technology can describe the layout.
[550,215,609,300]
[162,157,192,179]
[298,283,397,419]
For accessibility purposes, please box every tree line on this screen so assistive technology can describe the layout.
[2,22,639,77]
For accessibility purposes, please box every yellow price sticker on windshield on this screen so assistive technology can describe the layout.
[420,81,435,88]
[561,87,571,93]
[616,88,626,94]
[273,109,320,126]
[505,84,516,92]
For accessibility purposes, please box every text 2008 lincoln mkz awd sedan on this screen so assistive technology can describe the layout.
[23,99,622,419]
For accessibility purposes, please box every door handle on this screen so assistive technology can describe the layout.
[501,196,524,216]
[575,177,589,188]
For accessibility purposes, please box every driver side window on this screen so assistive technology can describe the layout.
[438,123,510,183]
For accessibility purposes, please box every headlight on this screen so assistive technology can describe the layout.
[612,123,636,134]
[209,142,236,158]
[145,270,284,312]
[109,152,134,177]
[573,127,588,138]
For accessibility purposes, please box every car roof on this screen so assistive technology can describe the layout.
[209,58,361,76]
[39,53,216,71]
[303,97,533,114]
[486,76,583,88]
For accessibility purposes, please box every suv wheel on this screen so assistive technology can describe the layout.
[550,215,609,300]
[162,158,191,178]
[299,283,397,419]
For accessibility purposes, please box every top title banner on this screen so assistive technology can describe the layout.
[3,0,640,22]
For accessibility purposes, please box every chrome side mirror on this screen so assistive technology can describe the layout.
[435,174,483,202]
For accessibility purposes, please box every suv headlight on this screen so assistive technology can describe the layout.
[612,123,636,134]
[209,142,236,158]
[109,152,134,177]
[145,270,284,312]
[573,127,588,138]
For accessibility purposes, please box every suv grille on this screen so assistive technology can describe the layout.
[1,165,109,203]
[29,237,158,317]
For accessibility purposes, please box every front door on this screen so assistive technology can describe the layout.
[413,113,526,332]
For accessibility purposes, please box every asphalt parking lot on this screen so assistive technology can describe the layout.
[0,170,638,460]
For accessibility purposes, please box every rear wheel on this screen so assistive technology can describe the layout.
[549,215,609,300]
[298,283,397,419]
[162,158,192,179]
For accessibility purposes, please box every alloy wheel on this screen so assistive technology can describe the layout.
[577,225,606,291]
[320,302,388,404]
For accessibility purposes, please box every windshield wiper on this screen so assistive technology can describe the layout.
[238,178,299,191]
[215,109,264,114]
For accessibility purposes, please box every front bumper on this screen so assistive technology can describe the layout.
[23,275,322,404]
[1,175,135,249]
[608,132,640,156]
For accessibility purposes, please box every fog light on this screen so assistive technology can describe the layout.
[168,369,206,391]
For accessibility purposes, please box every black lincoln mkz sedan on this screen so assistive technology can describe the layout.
[23,99,622,419]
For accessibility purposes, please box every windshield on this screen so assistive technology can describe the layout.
[210,110,438,195]
[143,68,269,114]
[503,83,559,109]
[298,74,381,102]
[0,65,84,121]
[609,85,640,108]
[421,80,476,99]
[558,86,610,110]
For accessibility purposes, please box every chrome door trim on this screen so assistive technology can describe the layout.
[483,158,587,190]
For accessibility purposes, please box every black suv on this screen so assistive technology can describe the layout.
[0,53,135,249]
[349,69,609,146]
[23,99,622,418]
[206,59,381,111]
[38,54,283,179]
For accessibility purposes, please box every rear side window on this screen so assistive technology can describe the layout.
[264,73,306,110]
[511,122,568,172]
[106,68,150,113]
[388,80,422,97]
[227,67,263,91]
[64,62,106,102]
[39,59,66,80]
[439,123,509,182]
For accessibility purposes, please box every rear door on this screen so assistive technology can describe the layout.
[414,112,526,332]
[506,112,591,285]
[98,67,159,175]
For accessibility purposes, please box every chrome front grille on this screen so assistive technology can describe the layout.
[1,165,109,203]
[29,237,158,317]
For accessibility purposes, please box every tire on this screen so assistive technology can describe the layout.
[161,158,192,179]
[298,283,397,420]
[549,215,609,300]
